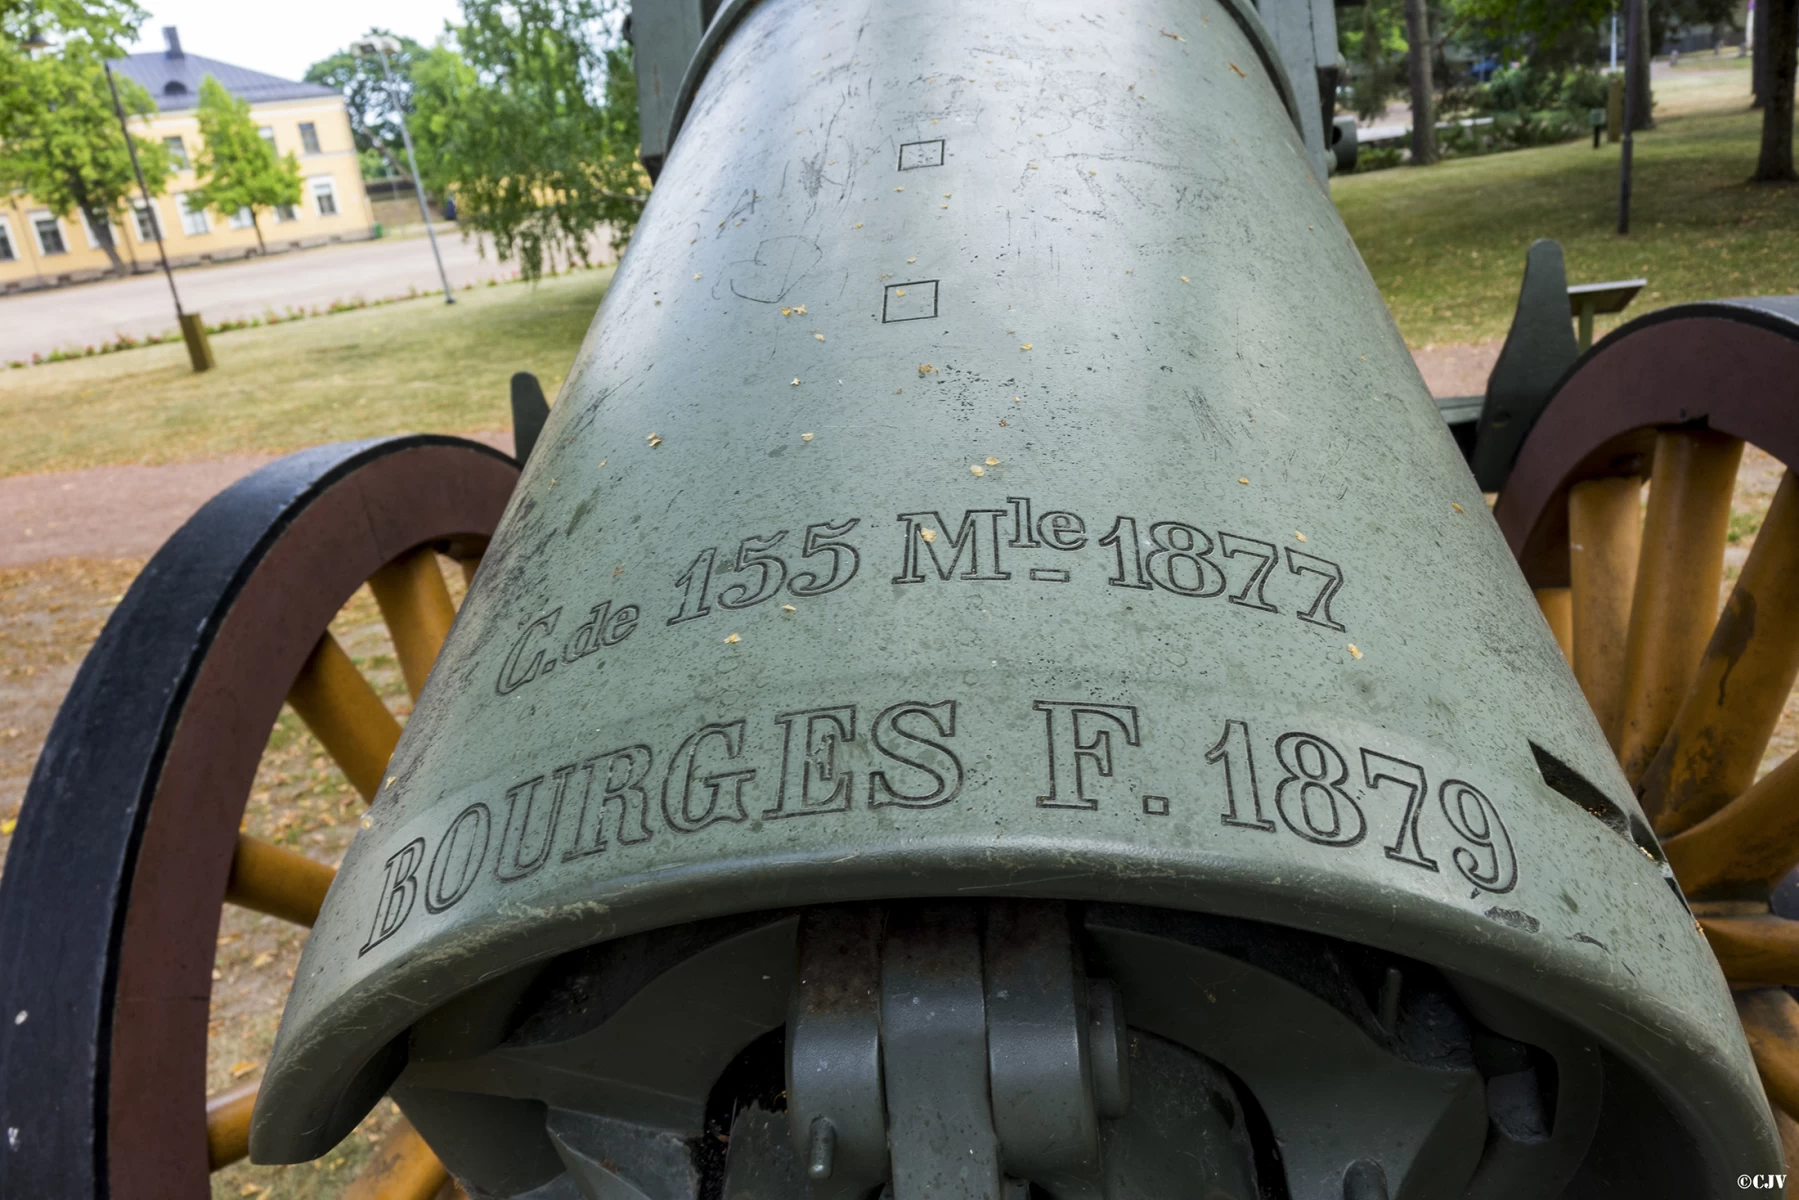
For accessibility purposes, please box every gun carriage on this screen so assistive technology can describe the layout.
[3,1,1797,1197]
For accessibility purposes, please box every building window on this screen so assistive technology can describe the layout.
[310,176,338,216]
[0,218,14,262]
[32,212,67,255]
[259,126,276,153]
[274,203,298,223]
[228,207,255,229]
[299,122,321,154]
[164,136,189,169]
[133,202,161,242]
[178,194,210,236]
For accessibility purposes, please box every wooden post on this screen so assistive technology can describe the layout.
[178,312,215,372]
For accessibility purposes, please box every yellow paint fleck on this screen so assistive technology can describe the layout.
[1294,531,1307,542]
[895,186,905,192]
[1180,276,1190,283]
[1228,61,1246,77]
[1347,644,1363,660]
[1020,343,1033,350]
[360,813,374,829]
[1237,477,1249,485]
[971,465,986,476]
[920,528,938,543]
[598,459,606,467]
[693,272,702,280]
[853,222,864,228]
[792,378,802,386]
[802,432,815,441]
[1452,502,1465,513]
[986,457,1000,466]
[647,433,663,447]
[795,305,807,314]
[782,604,797,612]
[815,332,826,341]
[725,633,741,644]
[908,256,917,263]
[919,363,937,375]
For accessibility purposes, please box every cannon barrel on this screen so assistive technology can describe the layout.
[250,0,1778,1194]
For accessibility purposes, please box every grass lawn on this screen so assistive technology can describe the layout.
[0,267,613,478]
[1336,64,1799,347]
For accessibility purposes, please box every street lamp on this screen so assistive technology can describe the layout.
[353,34,454,304]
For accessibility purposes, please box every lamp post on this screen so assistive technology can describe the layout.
[353,35,454,304]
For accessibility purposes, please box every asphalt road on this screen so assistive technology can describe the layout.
[0,231,559,361]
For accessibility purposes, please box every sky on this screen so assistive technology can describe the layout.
[125,0,464,82]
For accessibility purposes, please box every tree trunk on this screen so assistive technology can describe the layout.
[1630,0,1655,130]
[1755,0,1799,181]
[76,197,125,276]
[251,211,267,253]
[1404,0,1437,166]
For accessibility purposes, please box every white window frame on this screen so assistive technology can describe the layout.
[132,201,162,242]
[309,175,339,217]
[163,136,189,170]
[298,122,321,154]
[228,206,255,230]
[177,193,210,237]
[30,211,67,255]
[0,215,15,262]
[274,203,299,223]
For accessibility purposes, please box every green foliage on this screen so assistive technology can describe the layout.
[410,0,647,281]
[1472,63,1613,115]
[1341,0,1411,120]
[304,31,430,175]
[187,74,303,250]
[0,40,169,270]
[1352,144,1407,172]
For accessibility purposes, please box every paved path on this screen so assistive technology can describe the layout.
[0,431,512,569]
[0,233,585,362]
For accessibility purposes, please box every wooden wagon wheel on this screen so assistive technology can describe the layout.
[1494,296,1799,1164]
[0,435,519,1199]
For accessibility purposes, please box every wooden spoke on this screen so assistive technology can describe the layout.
[1740,989,1799,1122]
[369,546,458,702]
[1662,754,1799,897]
[287,632,402,802]
[225,833,336,927]
[1616,429,1744,793]
[1567,475,1643,747]
[206,1078,258,1170]
[1534,588,1573,661]
[1700,915,1799,987]
[342,1118,450,1200]
[458,555,482,587]
[1640,471,1799,838]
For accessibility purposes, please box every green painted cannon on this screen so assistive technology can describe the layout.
[6,1,1798,1197]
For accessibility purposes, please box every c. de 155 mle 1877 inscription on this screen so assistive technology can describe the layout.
[361,700,1515,954]
[494,497,1351,696]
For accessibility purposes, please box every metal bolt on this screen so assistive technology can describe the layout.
[807,1116,836,1180]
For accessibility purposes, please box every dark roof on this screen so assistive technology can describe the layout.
[109,51,339,113]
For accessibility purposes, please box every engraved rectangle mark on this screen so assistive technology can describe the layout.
[882,280,939,323]
[898,139,945,170]
[1029,568,1071,583]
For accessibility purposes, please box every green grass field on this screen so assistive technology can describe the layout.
[0,268,612,477]
[1336,64,1798,347]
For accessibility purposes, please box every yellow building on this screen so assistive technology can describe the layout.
[0,27,375,293]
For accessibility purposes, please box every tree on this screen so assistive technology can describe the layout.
[409,0,648,281]
[304,30,430,178]
[1341,1,1409,121]
[1403,0,1439,163]
[1756,0,1798,181]
[187,74,303,252]
[0,41,169,274]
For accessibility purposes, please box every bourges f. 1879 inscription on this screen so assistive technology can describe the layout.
[494,497,1350,696]
[362,699,1517,954]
